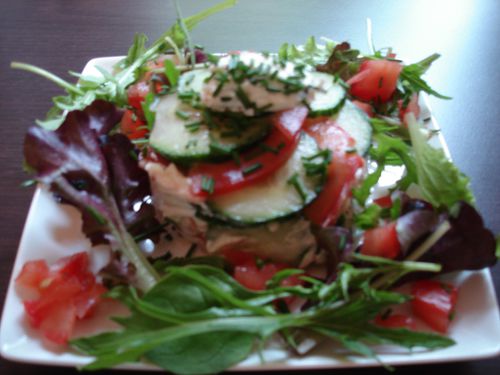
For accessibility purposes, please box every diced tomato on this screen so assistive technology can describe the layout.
[373,195,392,208]
[16,260,50,292]
[398,93,420,124]
[223,250,300,292]
[411,280,458,333]
[39,301,77,345]
[374,313,417,330]
[348,59,402,103]
[222,249,255,266]
[15,252,106,345]
[120,109,149,140]
[189,107,307,197]
[360,221,401,259]
[127,80,150,111]
[352,100,374,117]
[302,118,364,226]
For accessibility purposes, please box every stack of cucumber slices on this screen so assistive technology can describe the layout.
[149,55,372,227]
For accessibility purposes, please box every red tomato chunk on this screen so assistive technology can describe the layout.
[360,221,401,259]
[348,60,402,103]
[411,279,458,333]
[15,252,106,345]
[223,250,300,292]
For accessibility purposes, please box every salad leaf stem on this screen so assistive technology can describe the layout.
[11,62,84,96]
[405,220,451,261]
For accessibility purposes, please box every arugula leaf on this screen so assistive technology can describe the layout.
[141,92,156,130]
[72,259,453,373]
[119,33,148,70]
[407,114,474,208]
[354,204,382,229]
[279,36,336,66]
[11,0,237,129]
[400,53,451,99]
[164,59,180,87]
[353,164,384,206]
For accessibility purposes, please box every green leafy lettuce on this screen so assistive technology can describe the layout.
[407,114,474,209]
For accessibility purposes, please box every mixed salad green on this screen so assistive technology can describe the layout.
[13,1,498,374]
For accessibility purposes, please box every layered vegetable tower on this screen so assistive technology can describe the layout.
[138,51,370,269]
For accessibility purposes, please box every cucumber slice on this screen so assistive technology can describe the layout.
[149,94,270,162]
[178,69,211,97]
[333,100,372,155]
[209,133,323,224]
[307,71,346,116]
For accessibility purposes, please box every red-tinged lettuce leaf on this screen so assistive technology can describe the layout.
[101,134,157,239]
[24,100,159,291]
[420,202,497,272]
[395,201,497,284]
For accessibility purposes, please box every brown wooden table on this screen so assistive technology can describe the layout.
[1,1,498,374]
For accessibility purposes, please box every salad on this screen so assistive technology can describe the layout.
[7,0,499,373]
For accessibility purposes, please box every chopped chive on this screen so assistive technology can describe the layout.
[210,142,232,154]
[201,176,215,194]
[184,120,202,132]
[259,143,281,155]
[178,91,196,100]
[185,139,198,149]
[221,96,232,102]
[175,109,191,120]
[287,173,308,203]
[302,149,332,181]
[242,162,262,176]
[235,86,253,109]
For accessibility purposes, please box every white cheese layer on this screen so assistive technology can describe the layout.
[200,52,328,116]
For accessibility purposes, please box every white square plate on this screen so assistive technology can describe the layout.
[1,57,499,371]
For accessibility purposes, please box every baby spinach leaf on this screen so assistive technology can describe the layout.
[144,331,255,375]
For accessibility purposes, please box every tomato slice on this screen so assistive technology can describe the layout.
[348,60,402,103]
[15,252,106,345]
[303,117,364,226]
[120,109,149,140]
[16,260,50,293]
[411,280,458,333]
[360,221,401,259]
[189,107,307,197]
[374,313,417,330]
